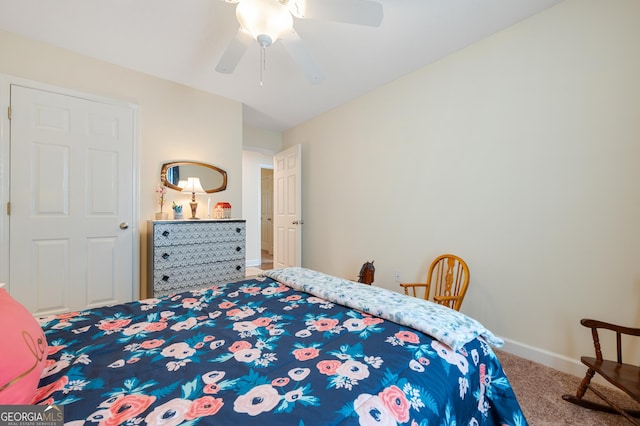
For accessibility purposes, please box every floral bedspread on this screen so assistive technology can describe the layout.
[35,274,527,425]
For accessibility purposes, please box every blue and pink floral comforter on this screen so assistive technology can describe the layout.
[35,270,527,425]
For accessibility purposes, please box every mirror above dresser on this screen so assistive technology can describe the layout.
[161,161,228,193]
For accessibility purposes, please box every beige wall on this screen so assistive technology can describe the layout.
[283,0,640,371]
[243,126,283,153]
[0,30,243,297]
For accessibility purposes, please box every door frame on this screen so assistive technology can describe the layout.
[0,75,141,299]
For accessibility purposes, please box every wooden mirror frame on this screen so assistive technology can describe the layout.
[160,161,228,194]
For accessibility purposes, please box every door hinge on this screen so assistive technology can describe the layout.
[6,202,9,216]
[7,106,11,120]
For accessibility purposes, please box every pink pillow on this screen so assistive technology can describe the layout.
[0,288,48,403]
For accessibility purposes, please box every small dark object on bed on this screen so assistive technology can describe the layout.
[358,260,375,284]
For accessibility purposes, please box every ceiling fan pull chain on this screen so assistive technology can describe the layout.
[259,45,266,87]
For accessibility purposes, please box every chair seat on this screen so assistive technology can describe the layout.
[581,356,640,403]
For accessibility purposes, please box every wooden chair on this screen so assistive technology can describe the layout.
[562,319,640,425]
[399,254,469,311]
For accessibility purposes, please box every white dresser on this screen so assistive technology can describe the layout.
[147,219,246,297]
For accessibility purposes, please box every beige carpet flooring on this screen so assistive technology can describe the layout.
[496,349,638,425]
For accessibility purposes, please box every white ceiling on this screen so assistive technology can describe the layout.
[0,0,562,132]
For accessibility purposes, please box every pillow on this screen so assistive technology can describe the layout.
[0,288,48,404]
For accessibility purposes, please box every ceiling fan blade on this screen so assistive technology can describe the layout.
[280,29,325,84]
[215,27,254,74]
[287,0,383,27]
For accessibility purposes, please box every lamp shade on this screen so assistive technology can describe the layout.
[236,0,293,47]
[183,177,205,194]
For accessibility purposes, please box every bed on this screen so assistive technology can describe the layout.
[30,267,527,425]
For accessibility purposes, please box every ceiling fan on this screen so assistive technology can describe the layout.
[215,0,384,84]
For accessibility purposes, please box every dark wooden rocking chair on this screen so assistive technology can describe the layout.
[562,318,640,425]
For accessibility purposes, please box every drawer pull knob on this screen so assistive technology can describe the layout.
[236,265,242,271]
[162,253,170,260]
[235,246,241,252]
[235,227,241,233]
[162,230,170,237]
[162,275,170,282]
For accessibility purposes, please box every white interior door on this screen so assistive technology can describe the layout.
[273,144,302,268]
[9,84,136,315]
[261,168,273,255]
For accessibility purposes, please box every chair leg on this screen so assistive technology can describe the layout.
[576,368,595,399]
[562,368,640,425]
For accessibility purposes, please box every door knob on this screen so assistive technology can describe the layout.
[120,222,129,230]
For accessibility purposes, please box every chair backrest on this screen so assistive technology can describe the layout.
[427,254,470,311]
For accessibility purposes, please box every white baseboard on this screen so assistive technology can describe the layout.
[246,259,261,267]
[500,336,613,388]
[500,337,583,376]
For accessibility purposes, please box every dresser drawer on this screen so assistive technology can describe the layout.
[152,261,246,296]
[153,241,245,269]
[153,221,245,247]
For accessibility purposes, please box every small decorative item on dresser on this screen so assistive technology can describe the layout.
[214,202,232,219]
[155,184,168,220]
[172,202,184,220]
[213,204,223,219]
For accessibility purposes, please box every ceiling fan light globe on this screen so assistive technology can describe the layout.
[236,0,293,45]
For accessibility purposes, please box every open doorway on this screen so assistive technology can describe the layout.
[260,167,274,270]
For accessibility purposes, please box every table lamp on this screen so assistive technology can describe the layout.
[182,177,205,219]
